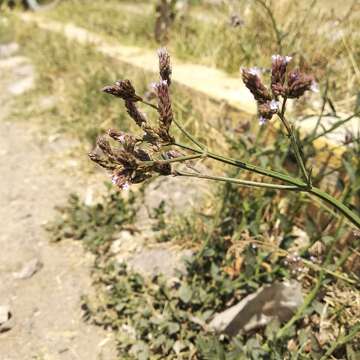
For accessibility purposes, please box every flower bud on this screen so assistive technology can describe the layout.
[96,135,113,157]
[242,68,272,103]
[271,54,292,97]
[153,80,173,131]
[102,79,142,102]
[287,70,315,98]
[125,101,147,127]
[258,99,279,125]
[158,47,172,86]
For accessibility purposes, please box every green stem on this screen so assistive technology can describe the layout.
[173,118,205,150]
[254,0,283,53]
[308,111,360,143]
[174,142,306,187]
[140,99,158,111]
[175,170,300,191]
[143,153,203,165]
[276,275,323,340]
[171,109,360,228]
[278,98,311,186]
[309,187,360,229]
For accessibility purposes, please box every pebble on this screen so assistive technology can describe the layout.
[13,258,43,280]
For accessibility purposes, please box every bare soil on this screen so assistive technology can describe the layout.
[0,46,115,360]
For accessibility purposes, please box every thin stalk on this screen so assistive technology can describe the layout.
[275,272,324,339]
[310,77,329,138]
[278,98,311,186]
[172,142,360,228]
[171,111,360,228]
[140,99,158,111]
[143,153,203,166]
[172,118,205,150]
[254,0,283,53]
[309,111,360,143]
[276,225,342,341]
[309,187,360,229]
[175,170,301,191]
[302,259,357,285]
[174,142,306,187]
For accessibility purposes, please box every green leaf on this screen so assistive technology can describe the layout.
[179,283,192,304]
[167,321,180,335]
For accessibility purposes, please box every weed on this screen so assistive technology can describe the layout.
[47,185,137,253]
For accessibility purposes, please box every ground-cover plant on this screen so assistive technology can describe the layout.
[48,186,137,253]
[90,49,360,229]
[50,179,360,359]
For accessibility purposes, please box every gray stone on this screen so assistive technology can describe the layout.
[110,230,138,256]
[209,281,303,336]
[127,247,192,277]
[136,176,206,229]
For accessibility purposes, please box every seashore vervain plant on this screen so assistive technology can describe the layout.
[89,48,360,230]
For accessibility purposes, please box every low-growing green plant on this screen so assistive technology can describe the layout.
[56,179,359,359]
[47,185,137,253]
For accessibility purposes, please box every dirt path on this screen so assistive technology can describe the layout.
[0,46,115,360]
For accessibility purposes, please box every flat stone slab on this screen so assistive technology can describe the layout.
[209,281,303,336]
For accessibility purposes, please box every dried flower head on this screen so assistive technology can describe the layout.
[271,54,292,97]
[102,79,142,102]
[287,70,316,99]
[158,47,172,85]
[258,99,279,125]
[125,101,147,127]
[242,56,317,125]
[89,133,163,191]
[153,80,173,137]
[242,68,272,103]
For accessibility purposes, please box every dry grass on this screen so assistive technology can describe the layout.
[43,0,360,113]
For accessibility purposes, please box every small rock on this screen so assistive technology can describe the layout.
[0,305,12,333]
[290,226,310,250]
[13,258,43,279]
[136,176,206,228]
[128,247,192,277]
[111,230,138,255]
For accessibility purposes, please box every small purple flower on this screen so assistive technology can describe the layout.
[259,116,267,126]
[121,182,130,191]
[270,99,279,111]
[310,81,319,93]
